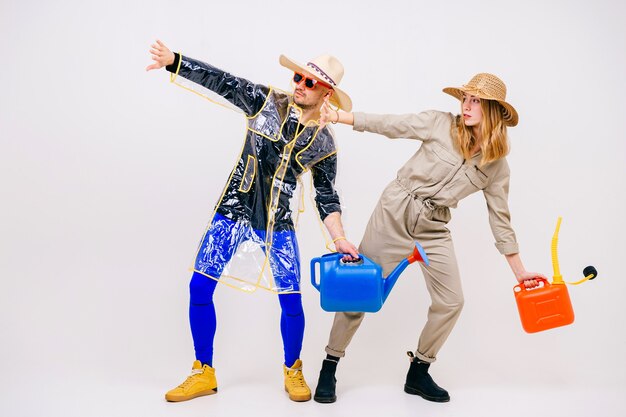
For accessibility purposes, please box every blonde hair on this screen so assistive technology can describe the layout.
[452,99,509,166]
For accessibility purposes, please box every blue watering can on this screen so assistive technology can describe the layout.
[310,242,429,312]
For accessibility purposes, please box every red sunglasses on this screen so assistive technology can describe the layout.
[293,72,332,90]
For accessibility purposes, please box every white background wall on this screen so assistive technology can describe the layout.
[1,1,625,416]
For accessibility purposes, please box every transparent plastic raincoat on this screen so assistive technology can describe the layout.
[166,54,341,293]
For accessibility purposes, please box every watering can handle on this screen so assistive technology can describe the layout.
[310,257,322,291]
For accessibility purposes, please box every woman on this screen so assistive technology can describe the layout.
[313,73,545,403]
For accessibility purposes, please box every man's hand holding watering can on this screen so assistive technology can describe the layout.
[322,212,359,260]
[334,238,359,261]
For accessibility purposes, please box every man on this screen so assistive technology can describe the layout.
[146,40,358,402]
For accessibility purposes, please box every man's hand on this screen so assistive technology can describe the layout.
[146,40,175,71]
[322,212,358,259]
[334,238,359,259]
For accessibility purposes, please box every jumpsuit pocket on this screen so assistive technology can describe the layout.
[238,155,256,192]
[465,166,489,189]
[427,144,457,182]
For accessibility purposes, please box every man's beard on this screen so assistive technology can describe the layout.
[293,90,320,110]
[293,96,317,110]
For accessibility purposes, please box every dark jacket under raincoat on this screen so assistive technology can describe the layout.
[167,54,341,233]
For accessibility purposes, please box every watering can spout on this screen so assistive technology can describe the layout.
[382,241,430,303]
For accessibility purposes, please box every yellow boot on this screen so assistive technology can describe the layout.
[283,359,311,402]
[165,360,218,402]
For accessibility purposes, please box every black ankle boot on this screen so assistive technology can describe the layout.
[404,355,450,402]
[314,359,338,403]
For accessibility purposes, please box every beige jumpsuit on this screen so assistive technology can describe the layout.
[325,110,520,363]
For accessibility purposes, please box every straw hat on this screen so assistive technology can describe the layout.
[279,54,352,112]
[443,73,518,127]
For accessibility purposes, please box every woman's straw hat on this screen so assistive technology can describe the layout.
[279,54,352,112]
[443,73,518,127]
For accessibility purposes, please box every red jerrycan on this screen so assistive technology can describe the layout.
[513,217,597,333]
[514,279,574,333]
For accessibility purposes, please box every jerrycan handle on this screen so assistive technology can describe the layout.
[514,277,548,293]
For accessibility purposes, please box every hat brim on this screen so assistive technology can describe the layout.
[279,55,352,112]
[443,86,518,127]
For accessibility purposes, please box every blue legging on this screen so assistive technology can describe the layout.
[189,271,304,368]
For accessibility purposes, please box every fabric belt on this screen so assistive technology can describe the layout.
[395,178,441,211]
